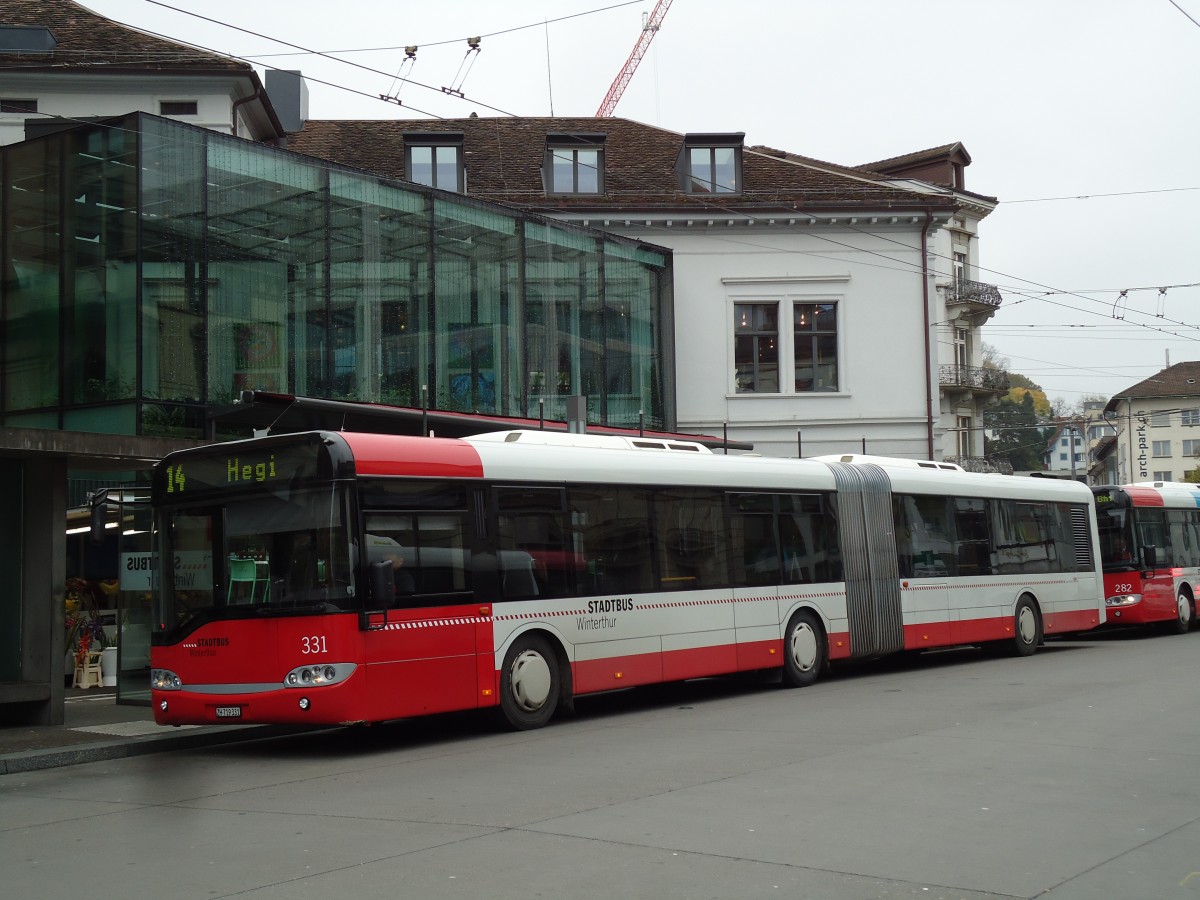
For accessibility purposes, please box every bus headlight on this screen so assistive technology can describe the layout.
[152,669,182,691]
[283,663,355,688]
[1105,593,1141,608]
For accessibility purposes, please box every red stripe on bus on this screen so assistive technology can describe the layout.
[1124,486,1166,506]
[339,433,485,478]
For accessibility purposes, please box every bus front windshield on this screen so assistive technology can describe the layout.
[1096,506,1136,571]
[156,485,357,638]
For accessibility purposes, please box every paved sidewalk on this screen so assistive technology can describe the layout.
[0,687,301,775]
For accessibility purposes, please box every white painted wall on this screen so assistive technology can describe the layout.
[0,73,264,146]
[1108,398,1200,483]
[604,221,940,459]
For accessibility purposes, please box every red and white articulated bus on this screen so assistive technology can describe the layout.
[150,431,1105,730]
[1091,482,1200,633]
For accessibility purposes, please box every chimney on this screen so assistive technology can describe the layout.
[265,70,308,133]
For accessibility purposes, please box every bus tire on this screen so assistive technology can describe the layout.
[782,609,824,687]
[1169,588,1194,635]
[498,634,560,730]
[1010,595,1041,657]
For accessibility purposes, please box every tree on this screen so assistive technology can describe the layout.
[984,391,1049,471]
[1006,385,1052,418]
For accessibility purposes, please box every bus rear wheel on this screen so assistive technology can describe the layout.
[1009,595,1041,657]
[499,635,560,730]
[1169,589,1194,635]
[782,609,824,687]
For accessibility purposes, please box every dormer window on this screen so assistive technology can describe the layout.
[404,132,464,192]
[681,133,743,194]
[544,133,604,195]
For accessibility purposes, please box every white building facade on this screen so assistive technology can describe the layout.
[1104,362,1200,484]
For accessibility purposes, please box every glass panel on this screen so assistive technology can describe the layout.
[712,146,736,192]
[604,240,662,427]
[328,173,431,407]
[569,485,654,595]
[577,149,600,193]
[654,488,728,590]
[142,118,206,406]
[64,126,138,407]
[495,487,573,599]
[206,136,325,403]
[157,486,356,641]
[5,136,61,413]
[525,222,598,420]
[434,198,520,414]
[736,303,778,393]
[409,145,433,186]
[688,147,711,192]
[63,404,136,434]
[894,494,956,578]
[795,302,837,392]
[551,148,573,193]
[434,145,460,191]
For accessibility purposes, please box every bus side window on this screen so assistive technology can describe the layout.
[953,498,991,576]
[495,487,573,599]
[654,487,727,590]
[570,486,654,596]
[729,493,779,587]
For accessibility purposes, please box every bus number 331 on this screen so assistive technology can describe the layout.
[301,635,328,654]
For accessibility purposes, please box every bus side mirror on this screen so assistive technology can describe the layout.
[89,489,108,544]
[370,559,396,608]
[1141,545,1157,572]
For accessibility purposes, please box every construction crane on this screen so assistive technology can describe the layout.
[595,0,673,117]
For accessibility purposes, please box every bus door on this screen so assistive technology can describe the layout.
[1135,508,1176,619]
[825,463,904,658]
[362,506,481,715]
[892,493,952,648]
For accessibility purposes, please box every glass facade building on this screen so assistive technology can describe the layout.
[2,114,675,438]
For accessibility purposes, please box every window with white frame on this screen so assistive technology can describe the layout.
[1154,470,1173,481]
[1153,440,1171,457]
[956,415,972,457]
[953,326,969,369]
[732,299,839,394]
[1150,411,1171,427]
[1184,439,1200,457]
[793,303,838,391]
[405,133,464,191]
[1184,408,1200,426]
[733,303,779,393]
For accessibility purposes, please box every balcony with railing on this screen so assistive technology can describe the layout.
[947,279,1003,320]
[939,364,1009,396]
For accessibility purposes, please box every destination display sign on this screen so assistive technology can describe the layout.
[156,441,328,498]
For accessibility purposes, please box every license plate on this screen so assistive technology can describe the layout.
[214,706,242,718]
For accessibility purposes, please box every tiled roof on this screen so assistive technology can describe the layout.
[857,142,970,173]
[1112,362,1200,400]
[0,0,251,72]
[289,116,960,213]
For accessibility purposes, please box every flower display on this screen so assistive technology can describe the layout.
[64,577,108,662]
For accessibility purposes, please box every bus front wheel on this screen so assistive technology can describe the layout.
[1170,589,1194,635]
[782,609,825,687]
[498,635,560,730]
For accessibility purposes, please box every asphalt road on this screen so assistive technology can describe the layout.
[3,628,1199,900]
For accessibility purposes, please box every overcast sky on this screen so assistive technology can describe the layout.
[84,0,1200,408]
